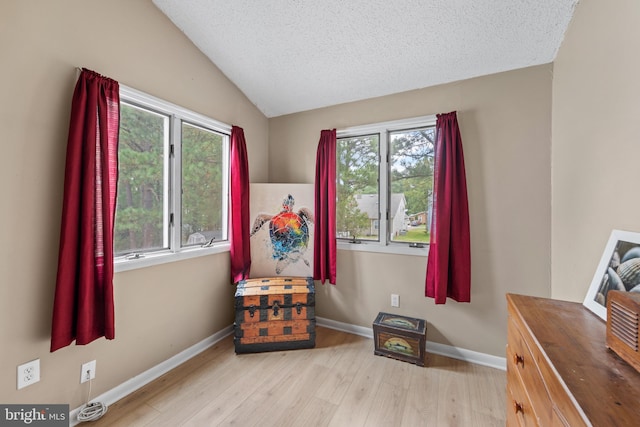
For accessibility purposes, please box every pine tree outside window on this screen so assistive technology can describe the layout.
[115,86,230,270]
[336,116,435,255]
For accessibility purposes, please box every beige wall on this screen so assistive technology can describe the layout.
[552,0,640,300]
[0,0,268,408]
[4,0,600,409]
[270,65,553,356]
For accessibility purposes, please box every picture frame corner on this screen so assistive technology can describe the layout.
[583,228,640,321]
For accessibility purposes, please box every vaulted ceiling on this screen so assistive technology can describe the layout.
[153,0,578,118]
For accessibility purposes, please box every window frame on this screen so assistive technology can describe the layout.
[336,115,436,257]
[115,85,230,272]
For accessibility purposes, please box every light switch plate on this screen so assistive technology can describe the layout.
[391,294,400,307]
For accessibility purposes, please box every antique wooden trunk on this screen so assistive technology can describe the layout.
[234,277,315,354]
[373,312,427,366]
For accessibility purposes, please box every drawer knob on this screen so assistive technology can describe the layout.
[514,401,524,414]
[514,353,525,367]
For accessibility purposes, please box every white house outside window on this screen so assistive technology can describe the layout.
[336,115,435,256]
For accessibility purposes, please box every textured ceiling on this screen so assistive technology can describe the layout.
[152,0,578,118]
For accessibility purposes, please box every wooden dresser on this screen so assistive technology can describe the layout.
[506,293,640,426]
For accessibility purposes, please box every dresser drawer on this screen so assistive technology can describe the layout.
[530,342,586,426]
[509,314,588,426]
[507,316,555,425]
[506,294,640,426]
[507,364,538,427]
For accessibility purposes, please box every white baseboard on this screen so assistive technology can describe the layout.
[70,317,505,425]
[70,325,233,426]
[316,316,506,371]
[317,316,374,338]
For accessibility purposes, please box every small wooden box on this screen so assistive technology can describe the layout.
[607,290,640,374]
[373,312,426,366]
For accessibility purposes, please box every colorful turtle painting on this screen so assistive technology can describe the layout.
[250,194,314,274]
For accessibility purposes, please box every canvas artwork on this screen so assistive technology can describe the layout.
[583,229,640,320]
[249,183,314,278]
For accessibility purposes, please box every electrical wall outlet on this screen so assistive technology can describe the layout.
[391,294,400,307]
[81,360,96,383]
[17,359,40,389]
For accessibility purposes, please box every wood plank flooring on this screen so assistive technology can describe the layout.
[86,327,506,426]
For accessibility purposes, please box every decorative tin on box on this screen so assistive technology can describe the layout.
[373,312,427,366]
[234,277,315,353]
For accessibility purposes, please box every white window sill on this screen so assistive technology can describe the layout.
[337,241,429,257]
[114,242,231,273]
[113,240,424,273]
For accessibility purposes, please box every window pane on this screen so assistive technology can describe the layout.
[336,134,379,241]
[181,123,225,247]
[115,103,169,255]
[389,127,435,243]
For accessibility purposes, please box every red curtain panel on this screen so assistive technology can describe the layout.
[314,129,337,284]
[230,125,251,284]
[425,111,471,303]
[51,69,119,351]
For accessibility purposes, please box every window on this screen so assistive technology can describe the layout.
[336,116,435,255]
[115,85,229,269]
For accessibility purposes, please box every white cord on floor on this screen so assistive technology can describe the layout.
[77,374,108,422]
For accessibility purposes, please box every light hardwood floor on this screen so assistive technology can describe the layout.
[86,327,506,426]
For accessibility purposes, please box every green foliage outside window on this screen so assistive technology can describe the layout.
[336,135,379,240]
[115,104,226,256]
[389,128,434,243]
[115,103,166,255]
[181,123,224,245]
[337,125,434,244]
